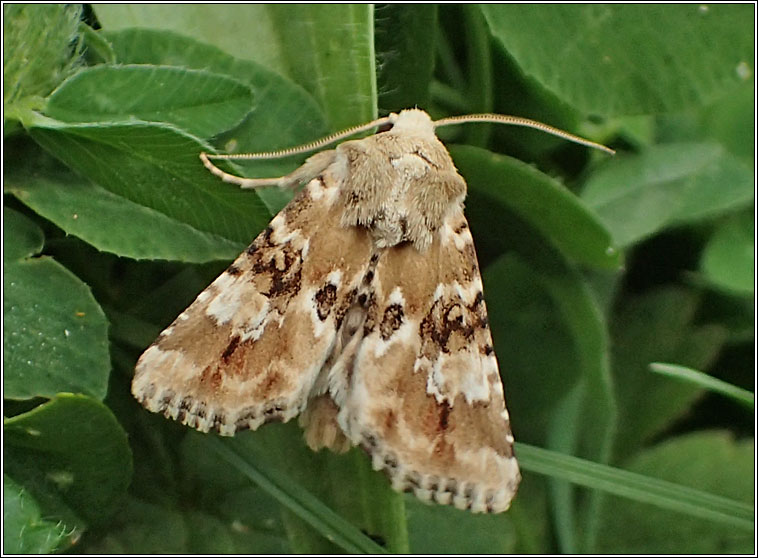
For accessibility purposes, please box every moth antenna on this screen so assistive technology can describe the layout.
[200,115,395,188]
[433,113,615,155]
[204,115,395,162]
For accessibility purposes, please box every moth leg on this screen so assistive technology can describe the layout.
[199,151,283,189]
[277,150,338,189]
[199,150,338,190]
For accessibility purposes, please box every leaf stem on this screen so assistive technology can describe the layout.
[462,5,494,146]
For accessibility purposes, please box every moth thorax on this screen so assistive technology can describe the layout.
[345,195,463,252]
[334,119,466,251]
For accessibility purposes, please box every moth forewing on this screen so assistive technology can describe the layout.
[335,206,520,513]
[132,163,375,436]
[135,108,612,513]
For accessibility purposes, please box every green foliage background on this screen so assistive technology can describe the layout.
[3,4,754,554]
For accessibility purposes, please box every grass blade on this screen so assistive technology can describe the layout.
[649,362,754,409]
[208,437,388,554]
[516,442,754,530]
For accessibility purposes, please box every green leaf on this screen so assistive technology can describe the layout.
[581,143,754,247]
[406,499,516,553]
[183,509,247,554]
[4,394,133,527]
[453,144,621,269]
[3,4,83,108]
[593,432,754,553]
[6,169,244,262]
[82,493,290,554]
[4,241,110,400]
[610,287,728,461]
[483,252,615,552]
[481,4,754,115]
[3,474,74,554]
[3,207,43,261]
[700,211,754,296]
[496,254,615,460]
[83,498,188,554]
[102,27,329,183]
[92,5,378,128]
[266,5,377,128]
[699,81,755,164]
[375,4,438,112]
[45,65,254,139]
[204,489,290,554]
[481,259,578,446]
[517,440,753,532]
[91,4,290,76]
[27,118,270,247]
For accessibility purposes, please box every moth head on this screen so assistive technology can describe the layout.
[388,109,436,139]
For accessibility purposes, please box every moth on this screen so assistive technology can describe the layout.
[132,109,612,514]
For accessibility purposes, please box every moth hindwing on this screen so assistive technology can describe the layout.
[133,108,520,513]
